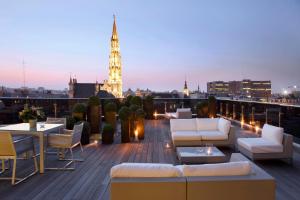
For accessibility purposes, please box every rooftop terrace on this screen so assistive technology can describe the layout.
[1,119,300,200]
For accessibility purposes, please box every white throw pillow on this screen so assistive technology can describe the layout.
[180,161,251,177]
[110,163,182,178]
[196,118,219,131]
[170,119,197,131]
[218,118,231,135]
[262,124,284,144]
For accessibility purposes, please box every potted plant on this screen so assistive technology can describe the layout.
[196,101,209,118]
[104,102,117,131]
[143,95,154,119]
[19,104,45,128]
[129,104,140,137]
[118,106,131,143]
[208,96,217,118]
[80,121,91,145]
[102,124,114,144]
[135,108,145,140]
[87,96,101,134]
[72,103,87,121]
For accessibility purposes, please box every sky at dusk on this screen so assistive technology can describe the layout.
[0,0,300,93]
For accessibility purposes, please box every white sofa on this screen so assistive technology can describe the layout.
[237,124,293,162]
[166,108,192,119]
[110,153,275,200]
[170,118,235,148]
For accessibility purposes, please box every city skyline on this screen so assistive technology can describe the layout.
[1,0,300,93]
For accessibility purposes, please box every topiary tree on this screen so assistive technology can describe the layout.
[130,96,142,107]
[118,106,131,143]
[143,95,154,119]
[196,101,209,118]
[208,96,217,118]
[87,96,101,134]
[72,103,87,121]
[124,95,133,107]
[102,124,114,144]
[129,104,140,137]
[104,102,117,132]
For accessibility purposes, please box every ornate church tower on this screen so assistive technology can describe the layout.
[183,78,189,97]
[108,15,123,98]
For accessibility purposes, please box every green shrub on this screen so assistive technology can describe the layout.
[104,102,117,112]
[124,95,133,107]
[118,106,131,121]
[72,103,87,113]
[88,96,100,106]
[129,104,140,113]
[130,96,142,107]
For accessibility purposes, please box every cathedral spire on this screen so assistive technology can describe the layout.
[112,14,118,40]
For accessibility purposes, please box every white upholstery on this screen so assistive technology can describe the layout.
[110,163,182,178]
[262,124,283,144]
[238,138,283,153]
[172,131,201,141]
[180,161,251,177]
[199,131,228,141]
[196,118,219,131]
[170,119,197,132]
[177,108,191,112]
[218,118,231,135]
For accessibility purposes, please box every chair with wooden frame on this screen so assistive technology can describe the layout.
[45,123,84,170]
[0,132,38,185]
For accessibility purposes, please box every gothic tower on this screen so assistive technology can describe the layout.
[183,78,189,97]
[108,15,123,98]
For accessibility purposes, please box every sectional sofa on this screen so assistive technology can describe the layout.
[110,153,275,200]
[237,124,293,162]
[166,108,192,119]
[170,118,235,148]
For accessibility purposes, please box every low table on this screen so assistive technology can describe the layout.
[176,146,227,164]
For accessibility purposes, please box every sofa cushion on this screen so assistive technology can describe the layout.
[180,161,251,177]
[172,131,201,141]
[198,131,228,141]
[110,163,182,178]
[218,118,231,135]
[261,124,284,144]
[238,138,283,153]
[170,119,197,131]
[177,108,191,112]
[196,118,219,131]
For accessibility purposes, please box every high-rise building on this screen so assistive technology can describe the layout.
[207,79,271,100]
[101,15,123,98]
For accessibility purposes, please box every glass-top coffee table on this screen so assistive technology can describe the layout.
[176,146,227,164]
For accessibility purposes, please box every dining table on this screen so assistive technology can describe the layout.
[0,122,64,173]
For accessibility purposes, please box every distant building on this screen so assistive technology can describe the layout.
[183,79,189,97]
[207,81,229,97]
[135,88,152,97]
[207,79,271,100]
[68,15,123,98]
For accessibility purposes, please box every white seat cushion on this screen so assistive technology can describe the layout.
[180,161,251,177]
[110,163,182,178]
[170,119,197,131]
[196,118,219,131]
[177,108,191,112]
[198,131,228,141]
[238,138,283,153]
[218,118,231,135]
[261,124,284,144]
[172,131,201,141]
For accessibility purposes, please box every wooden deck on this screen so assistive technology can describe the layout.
[1,119,300,200]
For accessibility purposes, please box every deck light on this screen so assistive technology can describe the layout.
[134,130,139,142]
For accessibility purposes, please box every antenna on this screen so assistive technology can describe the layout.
[22,60,26,88]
